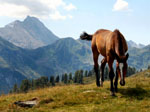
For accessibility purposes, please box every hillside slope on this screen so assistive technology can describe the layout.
[0,37,41,93]
[30,37,93,75]
[0,70,150,112]
[0,37,93,93]
[128,45,150,69]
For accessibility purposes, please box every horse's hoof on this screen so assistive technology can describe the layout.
[96,82,100,87]
[100,83,103,87]
[120,80,125,86]
[110,92,116,96]
[97,84,100,87]
[100,81,103,87]
[115,88,118,93]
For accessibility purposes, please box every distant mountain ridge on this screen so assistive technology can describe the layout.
[78,38,146,49]
[128,45,150,69]
[127,40,145,48]
[0,16,59,49]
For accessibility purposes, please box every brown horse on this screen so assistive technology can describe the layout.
[80,29,129,95]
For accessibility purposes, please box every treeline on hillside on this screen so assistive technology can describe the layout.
[10,66,137,93]
[148,65,150,69]
[10,69,91,93]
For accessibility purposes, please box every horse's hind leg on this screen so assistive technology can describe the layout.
[107,58,115,96]
[93,51,100,87]
[114,62,119,92]
[100,58,107,87]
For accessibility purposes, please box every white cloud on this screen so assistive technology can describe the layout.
[64,3,76,11]
[113,0,129,11]
[68,15,73,19]
[0,0,76,20]
[50,11,66,20]
[0,3,29,18]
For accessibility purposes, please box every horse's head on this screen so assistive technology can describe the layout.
[116,53,129,86]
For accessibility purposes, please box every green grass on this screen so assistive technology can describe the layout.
[1,70,150,112]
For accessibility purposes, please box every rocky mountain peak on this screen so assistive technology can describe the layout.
[0,16,59,49]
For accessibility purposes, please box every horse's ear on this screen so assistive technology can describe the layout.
[126,53,129,60]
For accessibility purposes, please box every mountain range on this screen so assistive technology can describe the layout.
[0,16,59,49]
[0,16,149,93]
[0,36,93,93]
[128,40,145,48]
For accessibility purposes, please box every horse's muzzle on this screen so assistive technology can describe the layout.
[120,80,125,86]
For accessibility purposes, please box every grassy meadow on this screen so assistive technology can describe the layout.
[0,70,150,112]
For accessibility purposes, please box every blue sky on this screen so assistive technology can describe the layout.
[0,0,149,45]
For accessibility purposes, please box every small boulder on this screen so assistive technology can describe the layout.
[14,98,38,108]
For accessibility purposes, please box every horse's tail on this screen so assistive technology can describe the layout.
[80,32,93,41]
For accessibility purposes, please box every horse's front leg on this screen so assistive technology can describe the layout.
[100,58,107,87]
[108,59,115,96]
[109,69,115,96]
[114,62,119,92]
[114,68,119,92]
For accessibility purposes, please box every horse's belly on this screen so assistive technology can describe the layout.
[98,47,106,57]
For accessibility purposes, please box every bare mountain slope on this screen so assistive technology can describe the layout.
[0,16,59,49]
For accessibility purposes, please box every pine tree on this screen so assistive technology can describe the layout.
[40,76,49,87]
[79,70,84,84]
[9,90,12,94]
[55,75,60,83]
[68,73,73,83]
[50,76,55,86]
[148,65,150,69]
[13,83,19,93]
[31,79,34,90]
[20,79,31,93]
[84,70,88,77]
[88,70,92,77]
[64,73,68,84]
[127,66,136,77]
[74,70,79,83]
[34,79,41,89]
[61,74,65,82]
